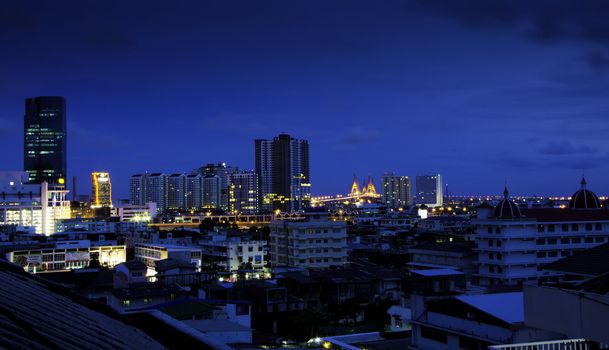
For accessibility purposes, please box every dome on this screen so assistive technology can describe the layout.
[492,187,522,218]
[569,177,600,209]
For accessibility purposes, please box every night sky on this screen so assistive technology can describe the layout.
[2,1,609,199]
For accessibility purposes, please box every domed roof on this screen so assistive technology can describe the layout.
[569,177,600,209]
[492,187,522,218]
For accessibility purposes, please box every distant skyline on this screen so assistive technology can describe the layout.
[2,1,609,199]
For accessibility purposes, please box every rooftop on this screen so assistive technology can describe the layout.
[456,292,524,324]
[543,242,609,277]
[411,268,464,277]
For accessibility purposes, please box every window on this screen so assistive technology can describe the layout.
[488,253,494,260]
[497,267,503,273]
[561,238,569,244]
[487,227,493,234]
[122,300,131,307]
[421,327,448,344]
[496,241,502,247]
[586,223,593,231]
[572,224,579,232]
[495,228,501,234]
[536,252,546,258]
[562,224,569,232]
[496,253,502,260]
[548,251,558,258]
[585,237,594,243]
[572,238,581,244]
[536,239,545,245]
[537,225,545,233]
[548,224,555,232]
[143,298,152,305]
[489,266,495,273]
[488,240,494,247]
[595,223,602,231]
[248,246,253,252]
[561,251,569,257]
[547,238,557,245]
[595,237,605,243]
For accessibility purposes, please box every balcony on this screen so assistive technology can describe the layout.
[489,339,598,350]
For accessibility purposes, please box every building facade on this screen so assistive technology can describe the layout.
[255,134,310,213]
[24,96,67,185]
[382,172,412,208]
[269,211,347,268]
[167,173,186,210]
[91,172,112,208]
[416,174,443,207]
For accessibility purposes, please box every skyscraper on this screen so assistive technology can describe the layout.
[382,172,412,209]
[255,134,310,213]
[416,174,443,207]
[91,172,113,208]
[185,174,203,210]
[24,96,67,184]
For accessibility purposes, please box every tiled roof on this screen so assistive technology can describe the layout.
[0,260,164,350]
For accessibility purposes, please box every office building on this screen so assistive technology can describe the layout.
[24,96,67,185]
[0,171,70,235]
[475,181,609,286]
[382,172,412,208]
[91,172,112,208]
[229,170,259,214]
[167,173,186,210]
[269,210,347,268]
[416,174,443,207]
[255,134,310,212]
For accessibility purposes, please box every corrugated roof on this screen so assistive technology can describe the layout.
[0,260,165,350]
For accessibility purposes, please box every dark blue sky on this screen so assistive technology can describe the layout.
[2,0,609,199]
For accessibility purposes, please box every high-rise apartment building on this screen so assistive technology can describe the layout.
[382,173,412,208]
[24,96,67,184]
[195,163,235,212]
[255,134,310,213]
[185,174,203,210]
[416,174,443,207]
[203,175,221,209]
[91,172,113,208]
[228,171,259,214]
[130,174,147,206]
[167,173,186,210]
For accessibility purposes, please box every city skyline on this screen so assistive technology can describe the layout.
[2,1,609,198]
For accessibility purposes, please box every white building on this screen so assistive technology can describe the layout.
[0,172,70,235]
[135,242,202,275]
[199,233,267,273]
[7,240,126,273]
[475,181,609,286]
[269,210,347,268]
[113,202,157,222]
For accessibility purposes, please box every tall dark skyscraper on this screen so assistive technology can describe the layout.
[255,134,310,213]
[24,96,67,184]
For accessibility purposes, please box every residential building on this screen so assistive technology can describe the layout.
[199,234,267,273]
[382,172,412,208]
[129,173,147,206]
[475,181,609,286]
[416,174,443,207]
[185,174,203,210]
[167,173,186,210]
[91,172,112,208]
[203,174,222,209]
[269,209,347,268]
[229,170,259,214]
[129,173,168,212]
[255,134,310,212]
[24,96,67,185]
[196,163,235,212]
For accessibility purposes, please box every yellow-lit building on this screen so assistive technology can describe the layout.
[92,172,113,208]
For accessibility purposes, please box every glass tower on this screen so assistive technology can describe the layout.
[24,96,67,184]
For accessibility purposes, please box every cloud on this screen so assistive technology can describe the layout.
[538,140,599,155]
[585,50,609,71]
[339,127,381,145]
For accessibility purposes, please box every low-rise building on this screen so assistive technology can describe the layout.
[199,234,267,273]
[135,242,202,275]
[269,210,347,268]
